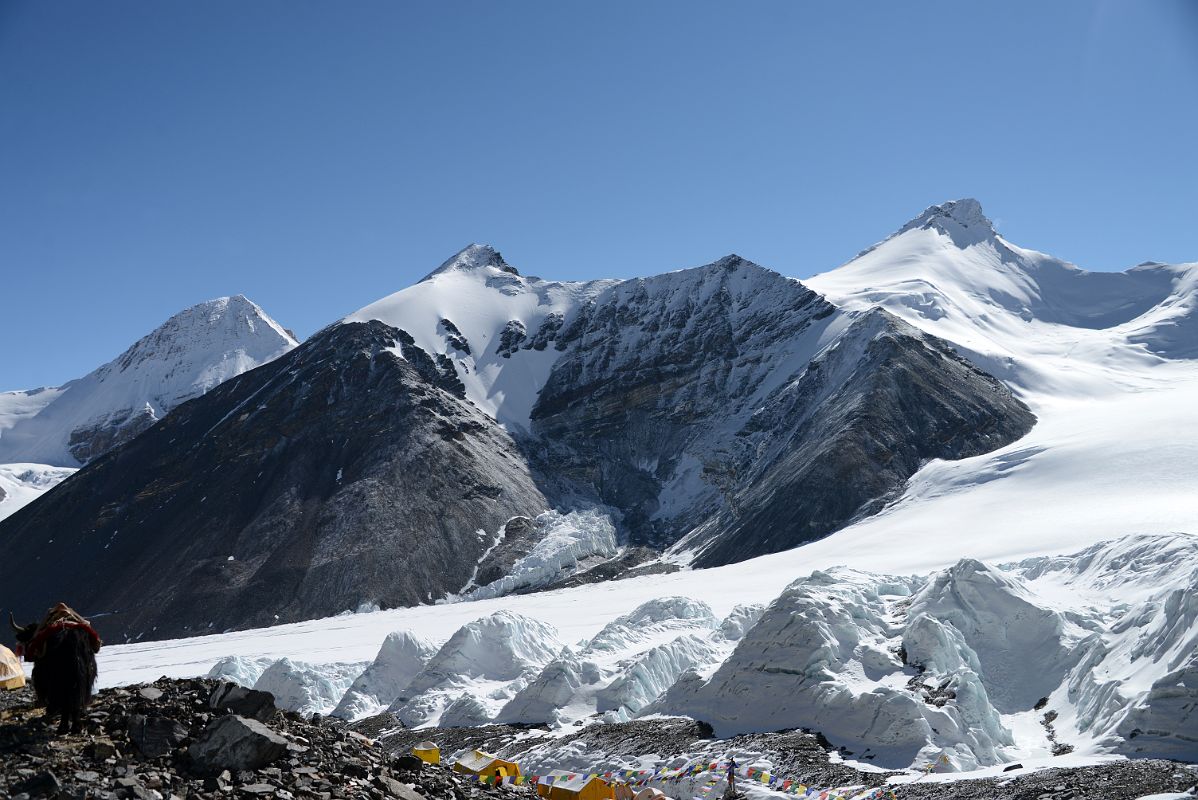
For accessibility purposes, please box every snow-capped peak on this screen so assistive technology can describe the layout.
[420,243,518,282]
[895,197,997,248]
[106,294,297,378]
[0,294,298,468]
[347,248,618,433]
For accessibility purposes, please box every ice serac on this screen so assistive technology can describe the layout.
[0,319,549,641]
[332,630,438,720]
[252,657,368,717]
[906,558,1081,713]
[654,568,1016,770]
[595,633,723,718]
[1015,533,1198,760]
[390,611,563,727]
[0,295,298,468]
[493,596,724,726]
[585,597,718,653]
[465,510,619,600]
[495,650,587,726]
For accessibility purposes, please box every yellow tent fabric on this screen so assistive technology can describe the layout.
[0,644,25,691]
[537,772,614,800]
[413,741,441,765]
[452,749,521,778]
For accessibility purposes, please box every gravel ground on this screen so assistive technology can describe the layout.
[1,678,540,799]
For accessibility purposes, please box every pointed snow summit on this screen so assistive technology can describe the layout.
[857,197,1000,258]
[0,295,297,467]
[420,243,519,281]
[900,197,996,242]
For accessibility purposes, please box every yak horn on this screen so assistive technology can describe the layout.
[9,612,20,633]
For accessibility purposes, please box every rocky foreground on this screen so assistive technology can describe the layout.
[0,678,536,800]
[1,679,1195,800]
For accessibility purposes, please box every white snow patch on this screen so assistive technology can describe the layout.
[0,462,76,521]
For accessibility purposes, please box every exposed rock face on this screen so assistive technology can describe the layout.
[66,404,159,463]
[209,681,278,723]
[683,311,1035,567]
[0,320,547,641]
[530,257,844,546]
[530,257,1034,561]
[127,714,190,759]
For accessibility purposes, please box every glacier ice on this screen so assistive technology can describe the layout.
[251,657,368,717]
[390,610,563,727]
[466,510,619,600]
[332,630,438,720]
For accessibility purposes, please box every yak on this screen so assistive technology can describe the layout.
[10,603,101,735]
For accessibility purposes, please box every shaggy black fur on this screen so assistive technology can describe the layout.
[11,624,97,735]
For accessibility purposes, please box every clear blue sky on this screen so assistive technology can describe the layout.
[2,1,1196,390]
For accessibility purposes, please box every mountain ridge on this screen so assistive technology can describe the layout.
[0,228,1037,640]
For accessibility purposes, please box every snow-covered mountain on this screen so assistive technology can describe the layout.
[804,199,1198,557]
[0,294,298,468]
[808,198,1198,392]
[348,246,1032,559]
[0,243,1033,641]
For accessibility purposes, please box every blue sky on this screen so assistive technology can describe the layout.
[2,1,1196,390]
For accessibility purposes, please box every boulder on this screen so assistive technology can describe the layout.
[377,774,427,800]
[187,714,289,773]
[85,737,120,761]
[127,715,189,759]
[392,754,424,773]
[208,681,277,722]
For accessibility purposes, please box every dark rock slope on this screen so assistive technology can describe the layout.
[530,257,1035,562]
[0,321,547,641]
[685,310,1035,567]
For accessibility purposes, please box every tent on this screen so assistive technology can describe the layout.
[1,644,25,691]
[634,789,667,800]
[412,741,441,765]
[613,781,635,800]
[536,771,614,800]
[452,749,521,779]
